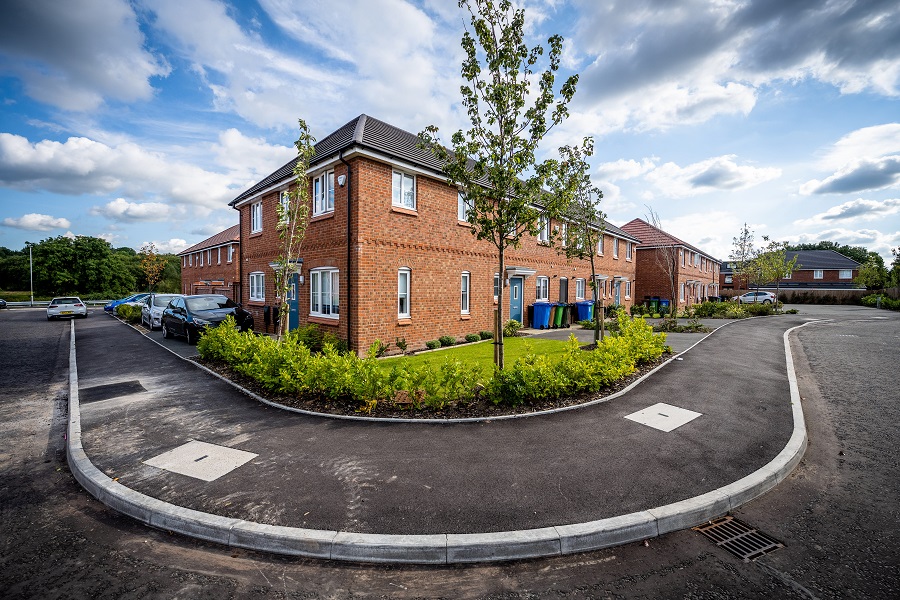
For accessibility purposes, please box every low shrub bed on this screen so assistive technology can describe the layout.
[197,310,669,416]
[861,293,900,311]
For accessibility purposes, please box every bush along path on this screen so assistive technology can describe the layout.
[196,309,670,419]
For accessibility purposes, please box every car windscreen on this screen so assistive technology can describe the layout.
[153,295,177,307]
[186,296,235,312]
[54,298,79,304]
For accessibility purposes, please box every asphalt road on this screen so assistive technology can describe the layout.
[1,305,897,599]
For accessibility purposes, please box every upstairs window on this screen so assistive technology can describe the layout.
[250,201,263,233]
[217,247,221,264]
[839,269,852,279]
[280,190,291,221]
[626,241,633,260]
[458,191,472,221]
[310,268,339,317]
[814,269,824,279]
[392,170,415,210]
[313,171,335,216]
[612,238,619,258]
[597,235,604,255]
[538,215,550,243]
[227,244,234,263]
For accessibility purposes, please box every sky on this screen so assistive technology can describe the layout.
[1,0,899,263]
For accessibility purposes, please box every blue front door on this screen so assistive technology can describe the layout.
[509,277,523,323]
[288,273,300,331]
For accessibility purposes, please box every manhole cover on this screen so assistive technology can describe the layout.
[693,516,783,561]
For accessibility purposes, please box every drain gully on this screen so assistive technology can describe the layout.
[693,516,784,562]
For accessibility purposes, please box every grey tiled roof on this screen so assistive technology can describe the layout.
[230,115,447,206]
[721,249,861,273]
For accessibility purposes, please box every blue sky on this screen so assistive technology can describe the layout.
[1,0,899,263]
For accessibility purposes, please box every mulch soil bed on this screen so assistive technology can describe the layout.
[192,352,672,420]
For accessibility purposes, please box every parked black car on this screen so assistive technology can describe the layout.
[161,294,253,344]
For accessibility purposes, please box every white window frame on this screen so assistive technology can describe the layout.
[398,268,411,318]
[626,241,633,260]
[188,254,193,267]
[814,269,824,279]
[625,281,631,299]
[612,238,619,258]
[250,201,263,233]
[182,256,186,268]
[597,235,604,255]
[280,190,291,221]
[784,271,791,279]
[536,276,549,302]
[494,273,500,301]
[207,249,211,264]
[680,282,685,301]
[392,170,416,210]
[313,171,335,216]
[199,252,204,267]
[695,253,701,267]
[457,191,471,221]
[839,269,852,279]
[538,215,550,243]
[227,244,234,263]
[310,268,340,318]
[249,272,265,302]
[461,272,470,314]
[575,278,585,300]
[681,249,686,267]
[217,247,221,264]
[560,222,568,247]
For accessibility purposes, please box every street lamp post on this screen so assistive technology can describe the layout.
[28,243,34,308]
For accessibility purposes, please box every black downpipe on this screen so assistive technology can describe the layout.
[339,150,352,352]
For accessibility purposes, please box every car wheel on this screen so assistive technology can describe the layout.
[185,327,197,345]
[763,299,772,304]
[162,323,173,339]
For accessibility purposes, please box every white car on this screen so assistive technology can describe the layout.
[735,291,776,304]
[141,293,184,330]
[47,297,88,320]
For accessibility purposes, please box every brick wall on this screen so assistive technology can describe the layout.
[180,244,239,298]
[237,154,638,352]
[632,247,719,306]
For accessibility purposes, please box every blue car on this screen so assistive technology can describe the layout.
[104,293,151,313]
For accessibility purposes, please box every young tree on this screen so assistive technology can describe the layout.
[139,242,167,292]
[418,0,579,369]
[855,252,888,290]
[553,138,606,343]
[645,207,681,324]
[889,247,900,288]
[729,223,756,292]
[272,119,314,340]
[754,237,798,312]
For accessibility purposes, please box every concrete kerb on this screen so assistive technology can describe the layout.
[66,318,815,564]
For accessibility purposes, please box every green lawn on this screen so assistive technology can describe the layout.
[379,336,573,373]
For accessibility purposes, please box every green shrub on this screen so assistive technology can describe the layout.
[115,303,142,323]
[652,313,661,319]
[503,319,522,337]
[439,335,456,347]
[479,330,494,340]
[425,340,441,350]
[785,308,799,314]
[742,303,775,317]
[395,337,408,353]
[371,339,391,357]
[577,319,593,328]
[465,333,481,343]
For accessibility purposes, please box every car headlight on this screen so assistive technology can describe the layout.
[192,317,211,327]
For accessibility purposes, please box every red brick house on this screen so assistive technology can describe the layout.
[720,249,862,292]
[620,218,721,309]
[177,225,240,299]
[229,114,641,352]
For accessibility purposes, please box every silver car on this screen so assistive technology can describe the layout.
[47,297,88,320]
[141,293,184,330]
[735,291,776,304]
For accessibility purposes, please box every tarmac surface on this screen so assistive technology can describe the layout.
[67,312,811,563]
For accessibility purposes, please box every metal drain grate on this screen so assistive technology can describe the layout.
[693,516,784,561]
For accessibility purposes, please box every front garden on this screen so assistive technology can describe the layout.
[195,309,670,418]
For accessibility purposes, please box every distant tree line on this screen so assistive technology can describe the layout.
[0,235,181,299]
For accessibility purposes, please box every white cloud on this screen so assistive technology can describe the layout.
[653,211,742,261]
[2,213,71,231]
[800,155,900,195]
[146,238,189,254]
[596,158,658,181]
[795,198,900,226]
[92,198,172,222]
[644,155,781,198]
[818,123,900,169]
[0,0,169,111]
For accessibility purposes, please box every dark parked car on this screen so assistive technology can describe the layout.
[161,294,253,344]
[0,298,7,309]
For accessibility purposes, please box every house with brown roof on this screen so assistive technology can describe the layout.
[620,218,721,310]
[177,225,240,299]
[229,114,641,351]
[720,249,861,292]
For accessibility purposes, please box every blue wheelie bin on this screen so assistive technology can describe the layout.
[576,300,593,321]
[532,302,552,329]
